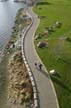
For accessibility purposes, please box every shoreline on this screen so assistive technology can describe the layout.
[0,38,10,63]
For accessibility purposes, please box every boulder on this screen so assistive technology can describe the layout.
[49,69,56,75]
[37,40,48,48]
[20,80,26,88]
[35,34,41,40]
[20,89,25,94]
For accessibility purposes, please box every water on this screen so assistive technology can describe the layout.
[0,0,25,107]
[0,0,25,51]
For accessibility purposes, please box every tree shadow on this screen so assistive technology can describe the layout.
[54,72,61,78]
[37,2,51,6]
[50,75,70,92]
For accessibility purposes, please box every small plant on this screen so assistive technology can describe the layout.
[66,37,71,42]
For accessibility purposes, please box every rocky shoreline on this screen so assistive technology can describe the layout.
[7,51,33,108]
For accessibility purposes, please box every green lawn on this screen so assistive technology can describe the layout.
[33,0,71,108]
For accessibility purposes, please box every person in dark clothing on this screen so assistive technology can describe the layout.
[35,62,37,66]
[39,63,43,70]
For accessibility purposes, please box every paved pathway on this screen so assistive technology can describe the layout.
[24,7,59,108]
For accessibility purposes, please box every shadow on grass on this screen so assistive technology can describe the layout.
[54,72,61,78]
[37,2,51,6]
[50,75,70,92]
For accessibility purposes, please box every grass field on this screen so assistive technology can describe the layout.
[33,0,71,108]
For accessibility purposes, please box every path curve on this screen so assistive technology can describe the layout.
[23,6,59,108]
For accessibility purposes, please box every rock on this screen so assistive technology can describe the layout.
[55,21,62,28]
[44,30,49,35]
[19,94,24,104]
[20,89,25,94]
[35,34,41,40]
[20,80,26,88]
[49,69,56,75]
[7,52,10,54]
[25,92,31,101]
[37,40,48,48]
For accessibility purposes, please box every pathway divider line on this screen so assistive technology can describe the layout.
[21,11,39,108]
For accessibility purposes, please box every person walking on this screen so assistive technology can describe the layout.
[35,61,43,70]
[35,62,37,68]
[39,63,43,70]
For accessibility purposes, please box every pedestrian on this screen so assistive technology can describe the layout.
[35,62,37,68]
[39,63,43,70]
